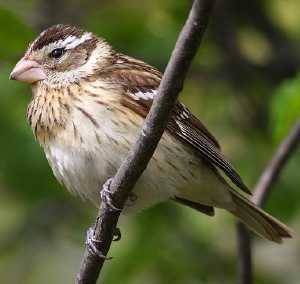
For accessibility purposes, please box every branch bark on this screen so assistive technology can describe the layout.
[75,1,215,283]
[237,117,300,284]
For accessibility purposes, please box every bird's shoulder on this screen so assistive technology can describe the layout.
[91,53,249,193]
[97,53,221,149]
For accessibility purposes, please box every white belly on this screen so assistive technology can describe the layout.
[41,94,188,212]
[44,133,193,212]
[41,91,231,213]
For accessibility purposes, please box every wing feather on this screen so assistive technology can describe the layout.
[100,55,250,194]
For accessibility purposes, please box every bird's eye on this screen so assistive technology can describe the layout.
[49,48,65,59]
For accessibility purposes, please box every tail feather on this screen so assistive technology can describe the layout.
[174,196,215,216]
[229,188,293,243]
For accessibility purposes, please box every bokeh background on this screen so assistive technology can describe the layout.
[0,1,299,283]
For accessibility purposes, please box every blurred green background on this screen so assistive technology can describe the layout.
[0,0,299,283]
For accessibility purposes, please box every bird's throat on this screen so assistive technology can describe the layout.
[27,83,74,144]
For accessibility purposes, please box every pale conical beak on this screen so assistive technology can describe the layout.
[9,58,46,84]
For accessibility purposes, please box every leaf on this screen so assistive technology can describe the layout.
[269,74,300,219]
[271,73,300,142]
[0,8,34,59]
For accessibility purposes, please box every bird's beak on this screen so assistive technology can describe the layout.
[9,58,46,84]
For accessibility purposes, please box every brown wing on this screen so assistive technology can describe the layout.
[167,107,250,194]
[101,55,250,194]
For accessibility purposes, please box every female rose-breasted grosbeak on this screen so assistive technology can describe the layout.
[10,24,292,243]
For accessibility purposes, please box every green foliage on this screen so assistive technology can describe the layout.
[271,73,300,142]
[0,8,34,59]
[268,74,300,219]
[0,1,300,284]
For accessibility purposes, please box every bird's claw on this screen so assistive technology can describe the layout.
[100,178,122,212]
[113,227,122,241]
[85,227,112,260]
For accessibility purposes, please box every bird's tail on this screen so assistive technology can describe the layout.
[228,188,293,243]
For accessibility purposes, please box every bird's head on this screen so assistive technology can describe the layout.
[10,24,112,87]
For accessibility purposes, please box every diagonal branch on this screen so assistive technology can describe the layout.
[75,1,215,283]
[237,116,300,284]
[252,117,300,207]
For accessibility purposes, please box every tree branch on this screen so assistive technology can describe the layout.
[252,118,300,207]
[236,222,253,284]
[75,1,215,283]
[237,116,300,284]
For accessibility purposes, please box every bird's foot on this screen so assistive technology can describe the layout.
[85,227,112,260]
[113,227,122,241]
[100,178,122,212]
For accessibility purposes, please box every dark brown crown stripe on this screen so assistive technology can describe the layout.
[32,24,85,51]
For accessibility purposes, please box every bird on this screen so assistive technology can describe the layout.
[10,24,292,243]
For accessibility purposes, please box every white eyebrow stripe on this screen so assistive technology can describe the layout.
[62,35,77,46]
[64,32,93,49]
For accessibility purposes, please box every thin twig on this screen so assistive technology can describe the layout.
[237,117,300,284]
[75,1,215,283]
[236,222,253,284]
[252,118,300,207]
